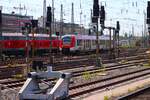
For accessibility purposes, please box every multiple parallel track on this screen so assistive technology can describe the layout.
[0,48,148,66]
[0,52,148,79]
[68,68,150,99]
[0,57,148,91]
[0,48,149,100]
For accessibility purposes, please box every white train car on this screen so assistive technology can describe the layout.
[60,34,112,53]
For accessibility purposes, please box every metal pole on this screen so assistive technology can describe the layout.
[49,20,53,64]
[96,23,99,55]
[32,28,35,58]
[0,16,3,59]
[113,29,116,49]
[43,0,46,33]
[117,30,120,57]
[60,4,63,37]
[84,15,86,33]
[109,28,111,58]
[71,3,74,34]
[95,22,102,67]
[52,0,55,34]
[113,29,116,59]
[25,28,29,75]
[80,0,82,34]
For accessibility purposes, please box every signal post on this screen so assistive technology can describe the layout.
[92,0,102,67]
[0,9,2,61]
[147,1,150,46]
[46,6,53,66]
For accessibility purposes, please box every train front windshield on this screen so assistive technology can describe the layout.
[62,36,71,45]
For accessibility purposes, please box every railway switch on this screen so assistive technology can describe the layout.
[19,66,71,100]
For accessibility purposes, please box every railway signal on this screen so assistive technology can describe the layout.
[93,0,99,17]
[25,22,32,33]
[0,10,2,61]
[46,6,52,27]
[93,0,102,67]
[100,5,105,27]
[100,5,105,37]
[56,32,59,36]
[24,22,31,74]
[92,24,97,33]
[31,20,38,28]
[21,27,26,34]
[116,21,120,33]
[147,1,150,33]
[116,21,120,57]
[46,6,53,65]
[147,1,150,43]
[147,1,150,24]
[31,20,38,58]
[88,29,92,35]
[0,10,2,26]
[92,0,99,23]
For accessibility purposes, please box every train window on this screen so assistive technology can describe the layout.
[77,39,82,46]
[3,36,26,40]
[3,36,10,40]
[17,36,25,40]
[52,37,57,40]
[62,36,71,43]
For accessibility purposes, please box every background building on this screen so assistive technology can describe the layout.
[38,16,89,35]
[2,13,33,33]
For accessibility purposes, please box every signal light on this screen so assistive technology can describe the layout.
[147,1,150,24]
[31,20,38,28]
[88,29,91,35]
[92,17,98,23]
[94,0,98,4]
[25,23,31,33]
[116,21,120,33]
[116,21,120,30]
[46,6,52,27]
[148,1,150,7]
[21,27,26,34]
[93,0,99,17]
[100,6,105,20]
[56,32,59,36]
[100,6,105,27]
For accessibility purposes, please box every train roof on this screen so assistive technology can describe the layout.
[2,33,24,36]
[28,34,57,37]
[62,34,113,40]
[2,33,57,37]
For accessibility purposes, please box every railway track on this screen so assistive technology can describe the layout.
[68,67,150,99]
[0,52,148,79]
[0,48,148,67]
[0,57,148,91]
[0,58,149,100]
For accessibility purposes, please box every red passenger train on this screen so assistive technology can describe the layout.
[1,33,61,56]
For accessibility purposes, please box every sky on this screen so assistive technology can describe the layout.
[0,0,149,36]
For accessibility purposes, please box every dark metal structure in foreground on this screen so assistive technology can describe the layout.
[19,66,71,100]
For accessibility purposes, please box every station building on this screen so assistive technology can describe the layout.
[1,13,33,33]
